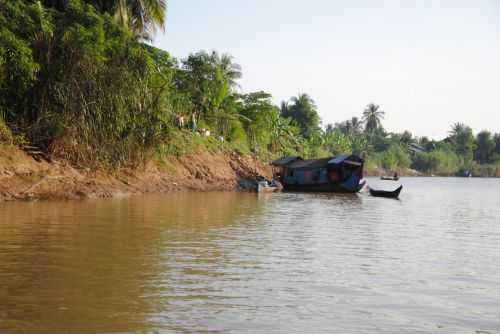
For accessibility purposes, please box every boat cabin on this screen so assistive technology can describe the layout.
[271,154,364,193]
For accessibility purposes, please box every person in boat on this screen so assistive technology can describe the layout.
[394,172,398,178]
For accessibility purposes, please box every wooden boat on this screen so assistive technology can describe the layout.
[271,155,365,193]
[380,176,399,181]
[257,181,282,193]
[369,185,402,199]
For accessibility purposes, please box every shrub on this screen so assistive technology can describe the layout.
[412,149,461,175]
[377,144,411,171]
[0,119,13,144]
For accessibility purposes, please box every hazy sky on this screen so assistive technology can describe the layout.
[154,0,500,139]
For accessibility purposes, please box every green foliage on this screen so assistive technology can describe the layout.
[323,128,352,156]
[362,103,385,133]
[0,1,40,120]
[0,118,14,145]
[160,129,221,157]
[228,120,250,154]
[42,0,168,40]
[333,117,362,136]
[372,144,411,171]
[471,163,500,177]
[475,130,495,164]
[0,0,175,169]
[412,150,461,175]
[239,92,275,153]
[449,122,476,167]
[281,93,321,139]
[174,50,242,137]
[267,111,301,156]
[2,0,500,178]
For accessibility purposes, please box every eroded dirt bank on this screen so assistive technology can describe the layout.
[0,145,272,202]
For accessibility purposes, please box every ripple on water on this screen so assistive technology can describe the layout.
[0,179,500,333]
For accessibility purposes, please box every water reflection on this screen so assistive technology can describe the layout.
[0,193,263,333]
[0,179,500,333]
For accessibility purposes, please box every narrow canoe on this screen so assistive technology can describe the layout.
[369,185,403,199]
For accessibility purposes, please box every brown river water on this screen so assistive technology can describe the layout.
[0,177,499,334]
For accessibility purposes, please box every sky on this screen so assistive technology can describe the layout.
[154,0,500,140]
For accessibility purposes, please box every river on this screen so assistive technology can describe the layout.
[0,178,499,333]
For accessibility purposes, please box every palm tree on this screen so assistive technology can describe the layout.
[362,103,385,133]
[348,116,362,134]
[351,117,363,133]
[113,0,167,39]
[280,101,290,116]
[212,52,242,88]
[449,122,466,138]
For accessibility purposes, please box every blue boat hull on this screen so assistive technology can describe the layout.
[282,180,365,193]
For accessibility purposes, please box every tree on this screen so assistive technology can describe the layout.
[69,0,167,39]
[213,52,242,88]
[323,128,352,155]
[400,130,413,145]
[335,116,362,136]
[176,51,232,119]
[349,117,363,134]
[362,103,385,133]
[239,91,276,151]
[418,136,436,151]
[116,0,167,39]
[449,122,467,139]
[281,93,321,139]
[494,134,500,154]
[0,1,44,122]
[268,111,300,154]
[475,130,495,164]
[378,144,411,170]
[448,123,476,167]
[412,149,460,175]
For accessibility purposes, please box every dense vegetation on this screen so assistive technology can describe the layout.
[1,0,499,176]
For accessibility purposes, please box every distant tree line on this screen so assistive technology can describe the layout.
[326,108,500,177]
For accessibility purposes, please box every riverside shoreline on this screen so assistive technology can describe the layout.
[0,145,272,202]
[0,144,468,202]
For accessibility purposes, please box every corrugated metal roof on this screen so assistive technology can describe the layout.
[274,155,364,168]
[328,154,364,166]
[288,157,332,169]
[328,154,351,165]
[271,156,302,166]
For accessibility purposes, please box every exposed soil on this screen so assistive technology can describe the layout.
[0,145,272,202]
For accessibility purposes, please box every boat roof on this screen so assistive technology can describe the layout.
[272,155,364,169]
[271,156,302,166]
[287,157,332,169]
[328,154,364,166]
[328,154,351,165]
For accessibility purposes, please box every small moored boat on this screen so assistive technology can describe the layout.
[257,180,282,193]
[369,185,402,199]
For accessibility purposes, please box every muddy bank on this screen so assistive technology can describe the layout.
[0,145,272,202]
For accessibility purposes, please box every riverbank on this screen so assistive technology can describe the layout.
[0,142,485,202]
[363,166,425,177]
[0,144,271,202]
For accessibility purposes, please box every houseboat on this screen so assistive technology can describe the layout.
[271,155,365,193]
